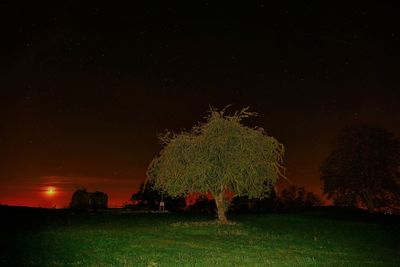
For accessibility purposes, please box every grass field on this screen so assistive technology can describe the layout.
[1,207,399,266]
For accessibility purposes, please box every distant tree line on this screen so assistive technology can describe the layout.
[206,186,321,213]
[125,182,321,213]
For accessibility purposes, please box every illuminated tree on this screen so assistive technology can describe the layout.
[146,107,285,223]
[321,124,400,212]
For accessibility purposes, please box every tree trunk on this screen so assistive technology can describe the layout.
[214,191,229,224]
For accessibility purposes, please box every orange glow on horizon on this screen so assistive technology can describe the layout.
[45,187,56,196]
[0,177,140,208]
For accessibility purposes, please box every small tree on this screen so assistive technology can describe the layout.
[70,189,90,210]
[146,107,285,223]
[91,191,108,209]
[321,124,400,212]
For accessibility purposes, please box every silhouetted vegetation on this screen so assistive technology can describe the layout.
[187,195,216,214]
[127,183,322,215]
[277,186,322,211]
[321,124,400,212]
[127,181,185,212]
[70,189,108,210]
[147,107,285,223]
[231,187,278,213]
[231,186,321,213]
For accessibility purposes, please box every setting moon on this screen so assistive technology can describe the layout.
[46,187,56,196]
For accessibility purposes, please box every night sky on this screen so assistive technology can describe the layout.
[1,1,399,207]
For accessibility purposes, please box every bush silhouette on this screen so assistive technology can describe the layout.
[70,189,108,210]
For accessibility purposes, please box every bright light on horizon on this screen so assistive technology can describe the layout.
[46,187,56,196]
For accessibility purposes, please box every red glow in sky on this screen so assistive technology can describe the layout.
[0,175,143,208]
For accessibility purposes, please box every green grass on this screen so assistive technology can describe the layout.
[1,209,399,266]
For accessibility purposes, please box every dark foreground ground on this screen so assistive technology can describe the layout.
[0,206,399,266]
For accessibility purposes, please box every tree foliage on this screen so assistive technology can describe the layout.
[146,107,285,223]
[321,124,400,212]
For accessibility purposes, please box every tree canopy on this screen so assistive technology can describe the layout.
[146,107,285,223]
[321,124,400,212]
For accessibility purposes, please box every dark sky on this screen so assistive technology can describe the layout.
[1,1,399,207]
